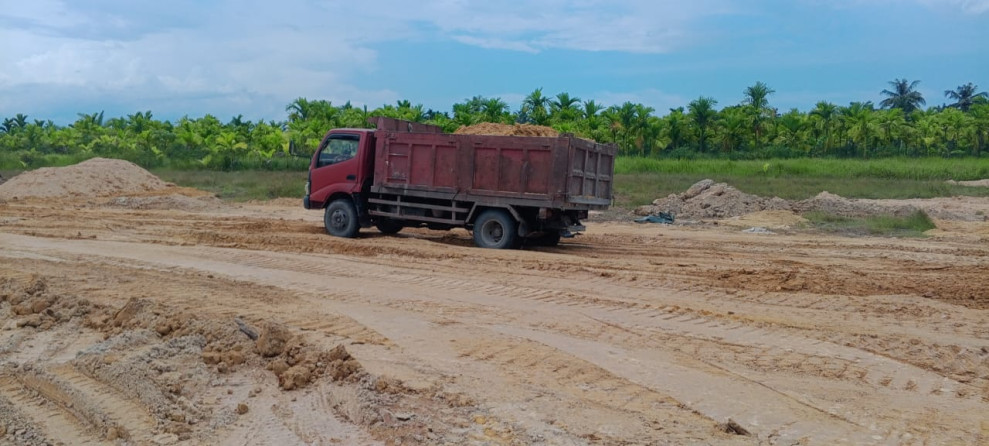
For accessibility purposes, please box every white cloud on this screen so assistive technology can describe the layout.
[2,0,732,121]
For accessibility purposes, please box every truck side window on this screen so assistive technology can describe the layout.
[316,135,359,168]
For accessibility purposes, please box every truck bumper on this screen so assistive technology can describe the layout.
[303,195,311,210]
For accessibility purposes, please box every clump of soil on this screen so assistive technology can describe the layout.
[455,122,559,137]
[0,158,171,201]
[263,329,363,390]
[0,275,92,330]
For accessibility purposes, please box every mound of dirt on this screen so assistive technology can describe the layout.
[637,179,924,221]
[454,122,559,137]
[0,158,170,201]
[636,179,791,220]
[792,191,920,218]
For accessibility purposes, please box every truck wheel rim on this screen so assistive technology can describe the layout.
[331,210,347,229]
[481,220,504,245]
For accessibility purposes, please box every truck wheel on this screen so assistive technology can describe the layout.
[375,218,403,235]
[324,199,359,238]
[473,209,519,249]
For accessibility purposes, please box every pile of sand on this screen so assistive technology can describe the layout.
[0,158,171,201]
[637,179,791,220]
[637,179,921,221]
[454,122,559,137]
[792,191,920,217]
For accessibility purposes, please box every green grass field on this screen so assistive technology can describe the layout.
[801,210,937,238]
[153,169,307,202]
[615,157,989,180]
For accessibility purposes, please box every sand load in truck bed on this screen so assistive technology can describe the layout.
[454,122,559,137]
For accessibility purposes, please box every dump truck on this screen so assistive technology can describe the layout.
[303,117,616,249]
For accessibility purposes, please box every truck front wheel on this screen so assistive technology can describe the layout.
[324,199,360,238]
[473,209,519,249]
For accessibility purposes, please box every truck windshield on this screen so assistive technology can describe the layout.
[316,135,359,168]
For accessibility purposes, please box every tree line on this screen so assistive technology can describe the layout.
[1,79,987,170]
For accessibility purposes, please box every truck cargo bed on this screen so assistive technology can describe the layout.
[370,131,615,210]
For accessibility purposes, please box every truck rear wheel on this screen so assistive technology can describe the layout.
[473,209,518,249]
[324,199,359,238]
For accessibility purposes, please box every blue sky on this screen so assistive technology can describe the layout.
[1,0,986,124]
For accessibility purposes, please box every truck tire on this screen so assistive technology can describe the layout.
[375,218,403,235]
[473,209,519,249]
[324,199,360,238]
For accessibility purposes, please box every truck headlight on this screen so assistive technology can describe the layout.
[305,181,310,195]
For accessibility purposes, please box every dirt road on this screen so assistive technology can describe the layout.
[1,197,988,445]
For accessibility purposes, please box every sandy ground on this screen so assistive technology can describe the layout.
[1,193,989,445]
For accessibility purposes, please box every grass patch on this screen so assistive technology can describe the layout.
[152,169,306,202]
[801,210,936,238]
[615,157,989,181]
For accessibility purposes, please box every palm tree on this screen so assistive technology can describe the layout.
[842,102,877,156]
[776,109,806,152]
[880,79,925,114]
[616,102,638,154]
[548,92,581,124]
[286,98,313,122]
[875,108,907,154]
[969,104,989,156]
[633,103,656,155]
[718,106,749,153]
[582,100,603,119]
[481,97,509,123]
[520,88,550,125]
[743,82,775,149]
[945,83,988,112]
[688,97,718,153]
[550,92,581,113]
[810,101,840,154]
[664,108,688,151]
[743,81,774,110]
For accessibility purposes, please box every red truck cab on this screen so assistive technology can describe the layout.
[304,128,375,211]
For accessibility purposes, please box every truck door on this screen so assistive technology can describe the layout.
[309,133,362,202]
